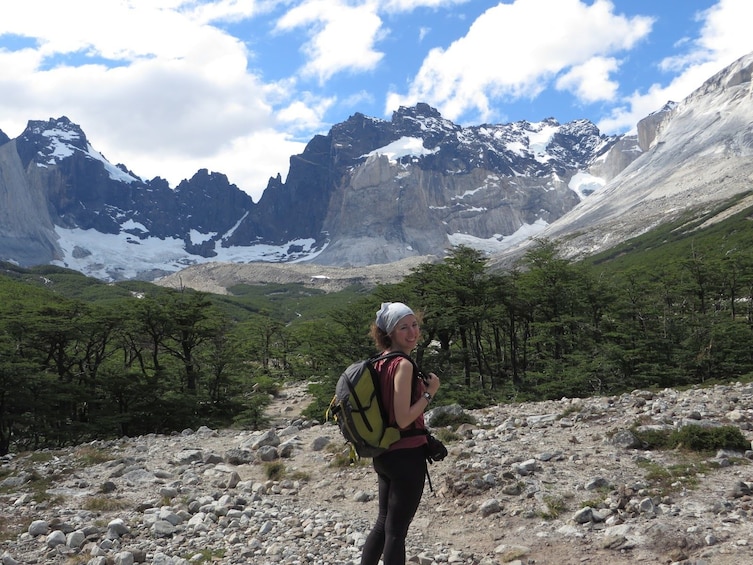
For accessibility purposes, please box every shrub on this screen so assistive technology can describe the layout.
[82,497,130,511]
[540,495,567,519]
[264,461,286,481]
[429,410,476,429]
[232,394,271,430]
[74,446,114,466]
[254,376,281,396]
[671,424,749,452]
[633,424,749,453]
[434,428,460,443]
[637,459,705,496]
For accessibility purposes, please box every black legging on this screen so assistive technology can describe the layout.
[360,447,427,565]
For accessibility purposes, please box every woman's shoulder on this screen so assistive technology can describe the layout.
[393,355,416,376]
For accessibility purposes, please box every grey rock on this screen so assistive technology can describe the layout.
[479,499,502,517]
[28,520,49,536]
[224,448,255,465]
[248,429,280,449]
[310,436,330,451]
[256,445,279,461]
[610,429,643,449]
[46,529,66,548]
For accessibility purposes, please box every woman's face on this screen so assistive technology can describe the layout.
[390,314,420,352]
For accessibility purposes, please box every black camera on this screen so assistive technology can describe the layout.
[425,434,448,462]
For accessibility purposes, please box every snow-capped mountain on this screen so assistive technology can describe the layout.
[307,105,633,266]
[488,50,753,269]
[4,49,752,283]
[0,100,634,280]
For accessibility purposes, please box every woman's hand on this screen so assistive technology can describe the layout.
[424,372,440,396]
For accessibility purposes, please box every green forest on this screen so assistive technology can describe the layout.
[2,194,753,455]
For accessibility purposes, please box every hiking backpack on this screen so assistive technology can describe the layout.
[327,351,424,458]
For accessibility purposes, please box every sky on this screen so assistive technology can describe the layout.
[1,0,752,203]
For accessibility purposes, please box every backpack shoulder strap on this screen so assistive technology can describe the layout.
[369,351,429,437]
[369,351,421,376]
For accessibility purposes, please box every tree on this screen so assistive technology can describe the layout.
[160,290,220,392]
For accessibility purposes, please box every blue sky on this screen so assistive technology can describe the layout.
[1,0,751,202]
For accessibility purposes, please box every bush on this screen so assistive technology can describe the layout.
[232,394,271,430]
[264,461,286,481]
[254,376,281,396]
[428,410,476,429]
[433,428,460,443]
[301,380,335,422]
[633,424,750,453]
[671,424,749,452]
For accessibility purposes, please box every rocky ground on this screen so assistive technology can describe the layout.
[2,381,753,565]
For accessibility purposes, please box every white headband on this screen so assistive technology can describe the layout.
[375,302,414,334]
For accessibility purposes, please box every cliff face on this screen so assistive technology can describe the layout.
[0,139,59,265]
[316,154,581,266]
[298,105,624,266]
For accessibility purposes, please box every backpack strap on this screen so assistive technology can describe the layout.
[369,351,429,438]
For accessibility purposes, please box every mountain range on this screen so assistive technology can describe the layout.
[1,52,752,282]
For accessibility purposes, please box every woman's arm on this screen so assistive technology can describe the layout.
[392,357,439,429]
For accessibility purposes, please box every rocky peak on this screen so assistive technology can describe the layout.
[391,103,461,143]
[636,101,676,151]
[16,116,89,168]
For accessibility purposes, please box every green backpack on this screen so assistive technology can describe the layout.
[327,351,424,458]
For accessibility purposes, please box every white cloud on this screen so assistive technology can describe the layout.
[2,0,752,206]
[0,0,322,201]
[382,0,469,11]
[597,0,753,133]
[385,0,653,123]
[277,94,336,132]
[555,57,620,103]
[275,0,385,83]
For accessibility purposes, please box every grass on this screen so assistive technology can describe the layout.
[636,458,707,497]
[0,515,26,543]
[181,548,227,563]
[325,442,370,468]
[73,446,115,466]
[287,469,311,482]
[626,423,751,497]
[539,495,568,519]
[429,411,477,429]
[26,471,64,505]
[81,497,131,512]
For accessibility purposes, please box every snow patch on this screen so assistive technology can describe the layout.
[528,123,560,162]
[190,229,216,244]
[85,143,140,184]
[51,226,324,281]
[568,171,606,200]
[365,136,438,162]
[448,219,549,254]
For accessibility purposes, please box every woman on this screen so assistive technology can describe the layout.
[360,302,441,565]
